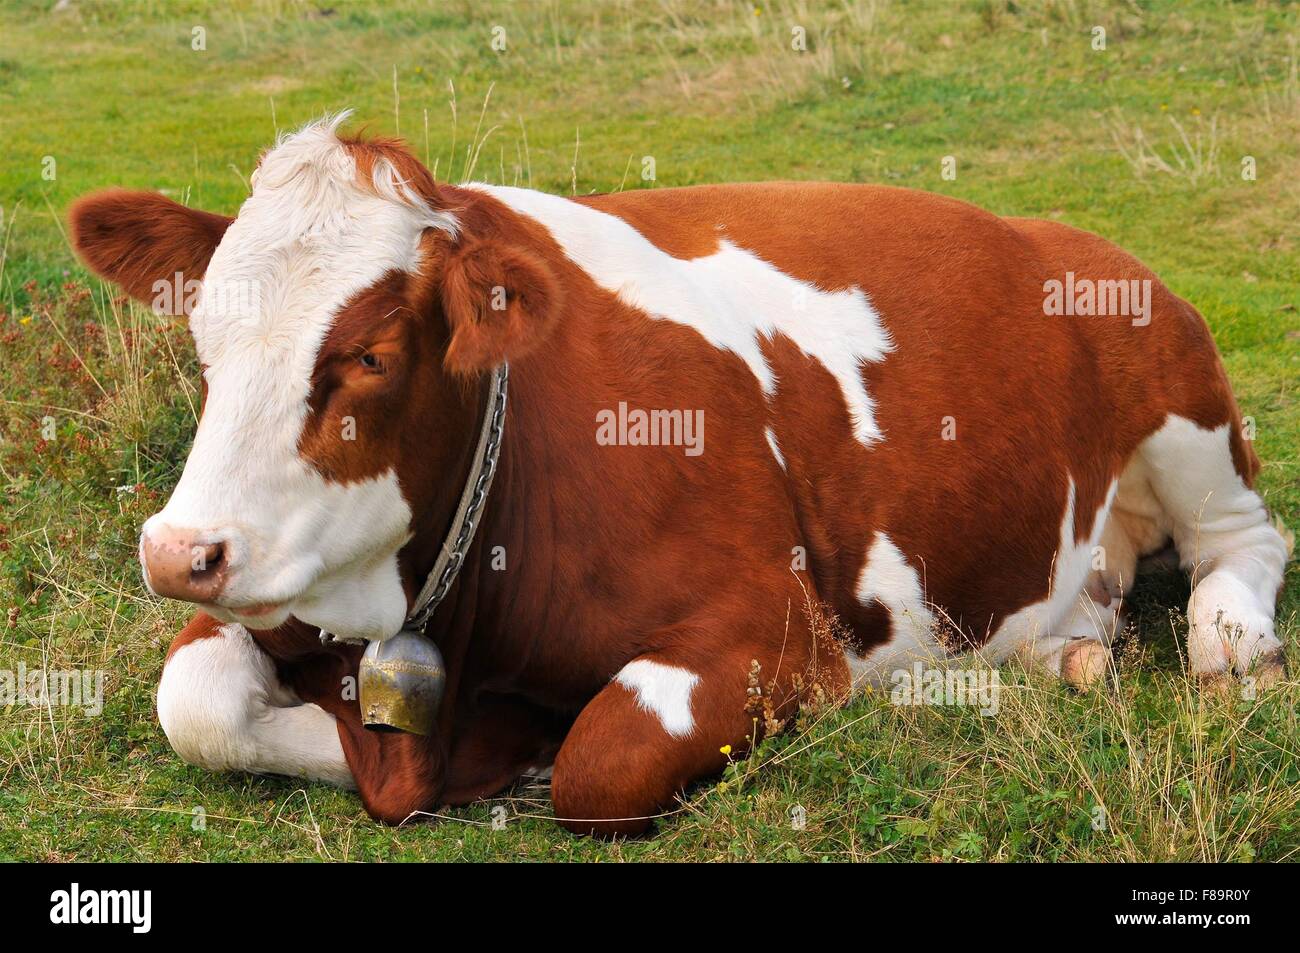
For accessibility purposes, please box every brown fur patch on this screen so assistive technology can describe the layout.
[68,189,232,310]
[441,239,563,373]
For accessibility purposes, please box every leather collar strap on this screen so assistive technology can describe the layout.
[403,361,509,631]
[320,362,508,645]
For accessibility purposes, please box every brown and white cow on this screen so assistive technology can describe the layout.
[70,115,1289,836]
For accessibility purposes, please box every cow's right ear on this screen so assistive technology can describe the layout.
[69,189,233,314]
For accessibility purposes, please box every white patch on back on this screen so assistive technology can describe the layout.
[847,532,942,688]
[146,115,458,642]
[765,426,786,470]
[615,659,700,738]
[465,184,894,444]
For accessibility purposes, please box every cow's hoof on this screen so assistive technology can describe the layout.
[1245,651,1286,692]
[1196,671,1236,699]
[1060,639,1109,690]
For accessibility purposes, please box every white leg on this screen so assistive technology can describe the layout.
[1013,478,1152,685]
[1013,590,1121,688]
[157,623,355,788]
[1140,417,1289,675]
[846,532,945,689]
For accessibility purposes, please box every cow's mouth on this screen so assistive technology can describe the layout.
[219,600,293,628]
[236,602,283,618]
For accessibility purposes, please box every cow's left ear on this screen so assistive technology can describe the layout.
[441,239,561,373]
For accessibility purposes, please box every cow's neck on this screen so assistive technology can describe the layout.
[428,319,656,705]
[402,363,507,635]
[399,367,498,635]
[408,364,520,714]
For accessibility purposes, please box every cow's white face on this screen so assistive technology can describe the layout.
[71,116,560,641]
[149,221,409,636]
[84,119,455,640]
[149,125,454,639]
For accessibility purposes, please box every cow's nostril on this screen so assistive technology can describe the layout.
[191,541,225,578]
[142,530,232,604]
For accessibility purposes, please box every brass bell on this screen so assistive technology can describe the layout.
[358,630,447,735]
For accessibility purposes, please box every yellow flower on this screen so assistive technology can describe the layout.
[1191,107,1201,116]
[19,315,32,325]
[1160,103,1168,111]
[720,744,732,755]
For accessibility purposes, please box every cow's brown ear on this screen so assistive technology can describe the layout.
[441,239,561,373]
[69,189,233,314]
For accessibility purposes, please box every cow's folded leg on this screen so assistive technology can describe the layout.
[441,693,568,805]
[161,615,445,823]
[158,613,355,788]
[330,713,446,825]
[1016,594,1121,690]
[551,648,779,838]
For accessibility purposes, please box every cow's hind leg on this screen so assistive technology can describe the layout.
[1141,417,1290,680]
[1024,597,1121,689]
[1037,481,1166,686]
[158,614,355,788]
[1016,465,1169,687]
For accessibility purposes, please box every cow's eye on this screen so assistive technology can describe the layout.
[358,351,382,372]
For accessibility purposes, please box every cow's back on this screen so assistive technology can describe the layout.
[575,183,1242,648]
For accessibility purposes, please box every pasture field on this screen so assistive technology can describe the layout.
[0,0,1297,862]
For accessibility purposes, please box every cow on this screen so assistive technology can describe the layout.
[69,114,1290,836]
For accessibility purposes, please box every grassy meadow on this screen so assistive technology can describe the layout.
[0,0,1298,861]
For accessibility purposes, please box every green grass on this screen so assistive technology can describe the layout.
[1,0,1298,861]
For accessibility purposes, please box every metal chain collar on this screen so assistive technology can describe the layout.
[403,361,509,632]
[320,362,508,646]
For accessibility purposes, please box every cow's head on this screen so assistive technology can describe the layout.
[71,115,560,641]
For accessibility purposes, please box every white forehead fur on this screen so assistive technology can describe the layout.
[147,114,458,641]
[247,111,457,239]
[194,111,456,358]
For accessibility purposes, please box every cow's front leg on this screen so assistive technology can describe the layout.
[324,695,446,825]
[550,639,825,838]
[158,613,354,788]
[161,614,447,824]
